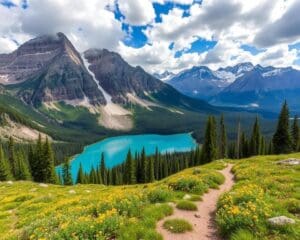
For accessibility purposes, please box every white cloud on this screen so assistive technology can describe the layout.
[0,0,123,52]
[0,0,299,73]
[118,0,155,26]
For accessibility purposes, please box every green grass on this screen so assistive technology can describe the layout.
[0,160,225,240]
[216,153,300,240]
[176,200,198,211]
[1,153,299,239]
[163,219,193,233]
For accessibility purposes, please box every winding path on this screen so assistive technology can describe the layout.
[156,164,234,240]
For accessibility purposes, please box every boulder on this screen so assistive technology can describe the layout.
[267,216,295,226]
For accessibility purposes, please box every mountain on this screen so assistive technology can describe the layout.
[168,62,300,112]
[212,65,300,112]
[0,32,105,106]
[0,33,220,142]
[167,63,254,100]
[153,70,175,81]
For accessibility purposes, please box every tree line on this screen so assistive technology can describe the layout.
[1,101,299,185]
[0,135,58,183]
[61,148,202,185]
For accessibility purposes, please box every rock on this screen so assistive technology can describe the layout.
[69,190,76,194]
[194,214,201,218]
[7,181,13,185]
[267,216,295,226]
[29,188,37,192]
[183,194,191,200]
[39,183,48,188]
[277,158,300,165]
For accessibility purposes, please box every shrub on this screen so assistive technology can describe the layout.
[169,178,208,194]
[163,219,193,233]
[189,195,202,201]
[176,201,197,211]
[147,188,172,203]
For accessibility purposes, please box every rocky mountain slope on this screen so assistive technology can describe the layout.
[1,33,105,106]
[0,33,220,140]
[167,63,300,112]
[167,63,254,100]
[212,65,300,111]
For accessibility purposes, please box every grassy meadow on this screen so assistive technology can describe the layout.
[0,154,299,239]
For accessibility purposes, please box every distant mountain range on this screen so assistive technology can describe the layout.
[0,32,220,142]
[161,63,300,112]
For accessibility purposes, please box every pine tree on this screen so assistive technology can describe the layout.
[236,118,241,159]
[147,157,155,183]
[100,153,107,185]
[219,114,227,159]
[43,137,57,184]
[62,158,72,185]
[89,166,97,184]
[0,145,11,181]
[250,117,261,156]
[140,147,147,183]
[14,151,31,180]
[8,137,16,177]
[273,101,292,154]
[33,134,44,182]
[76,163,85,184]
[124,149,136,184]
[201,116,217,163]
[291,115,299,152]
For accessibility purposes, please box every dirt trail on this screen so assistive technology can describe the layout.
[156,164,234,240]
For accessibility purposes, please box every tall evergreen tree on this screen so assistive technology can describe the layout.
[250,117,261,155]
[201,116,217,163]
[100,153,107,185]
[89,166,97,184]
[14,151,31,180]
[291,115,299,152]
[8,137,16,177]
[236,118,241,159]
[219,114,227,159]
[140,147,147,183]
[30,134,44,182]
[76,163,85,184]
[147,157,155,183]
[273,101,292,154]
[43,137,57,184]
[0,145,11,181]
[124,149,136,184]
[62,158,72,185]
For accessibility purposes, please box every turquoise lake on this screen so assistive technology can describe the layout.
[56,133,197,181]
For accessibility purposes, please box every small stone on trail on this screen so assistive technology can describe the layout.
[267,216,295,226]
[194,214,201,218]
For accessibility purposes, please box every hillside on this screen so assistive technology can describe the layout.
[0,154,299,240]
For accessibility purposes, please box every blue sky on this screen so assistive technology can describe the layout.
[0,0,299,73]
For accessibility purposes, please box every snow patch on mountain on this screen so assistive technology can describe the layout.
[82,53,112,104]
